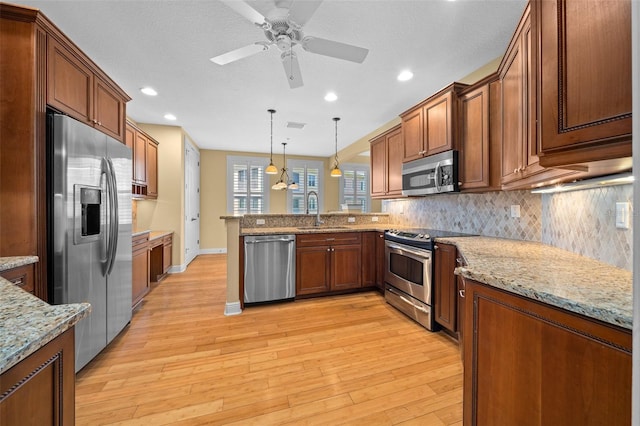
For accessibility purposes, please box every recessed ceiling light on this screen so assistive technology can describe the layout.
[324,92,338,102]
[140,87,158,96]
[397,70,414,82]
[164,113,177,121]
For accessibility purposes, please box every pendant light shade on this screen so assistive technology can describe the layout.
[271,142,298,190]
[265,109,278,174]
[330,117,342,177]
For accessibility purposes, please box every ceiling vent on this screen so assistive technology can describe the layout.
[286,121,306,129]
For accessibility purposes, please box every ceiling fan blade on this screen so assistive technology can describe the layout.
[210,43,268,65]
[302,36,369,63]
[219,0,266,25]
[288,0,323,26]
[281,51,303,89]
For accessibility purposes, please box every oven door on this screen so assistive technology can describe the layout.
[385,241,431,304]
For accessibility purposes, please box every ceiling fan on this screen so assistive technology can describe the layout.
[211,0,369,88]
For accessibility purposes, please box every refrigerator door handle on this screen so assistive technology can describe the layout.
[102,158,119,275]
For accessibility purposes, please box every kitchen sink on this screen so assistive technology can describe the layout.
[297,226,351,230]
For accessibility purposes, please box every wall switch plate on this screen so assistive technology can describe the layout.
[510,205,521,218]
[348,217,356,223]
[256,219,265,225]
[371,216,379,222]
[615,202,630,229]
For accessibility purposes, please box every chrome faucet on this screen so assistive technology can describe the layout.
[306,190,323,226]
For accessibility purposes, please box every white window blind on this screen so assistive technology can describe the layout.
[339,163,371,213]
[287,159,323,214]
[226,156,270,214]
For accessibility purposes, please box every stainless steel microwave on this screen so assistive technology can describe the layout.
[402,150,459,196]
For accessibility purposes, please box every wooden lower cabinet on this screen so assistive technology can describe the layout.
[132,232,150,308]
[375,231,385,290]
[296,232,362,296]
[361,232,376,288]
[0,328,76,425]
[462,278,631,425]
[433,243,457,335]
[149,233,173,283]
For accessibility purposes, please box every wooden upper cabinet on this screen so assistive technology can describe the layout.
[133,130,148,185]
[146,138,158,198]
[458,76,502,192]
[125,122,135,150]
[400,83,466,163]
[370,125,403,198]
[535,0,632,168]
[47,36,128,142]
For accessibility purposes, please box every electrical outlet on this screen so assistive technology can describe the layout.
[615,202,630,229]
[371,216,379,222]
[256,219,265,225]
[510,205,521,218]
[348,217,356,223]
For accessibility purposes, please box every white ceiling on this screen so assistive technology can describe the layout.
[23,0,527,157]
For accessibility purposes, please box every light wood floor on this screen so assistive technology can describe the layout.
[75,254,463,425]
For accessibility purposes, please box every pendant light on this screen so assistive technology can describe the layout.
[272,142,298,190]
[265,109,278,174]
[330,117,342,177]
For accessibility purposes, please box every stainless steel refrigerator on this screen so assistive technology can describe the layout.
[48,113,132,372]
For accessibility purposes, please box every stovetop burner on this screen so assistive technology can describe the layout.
[385,228,475,249]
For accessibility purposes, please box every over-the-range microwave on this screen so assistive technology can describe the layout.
[402,150,459,196]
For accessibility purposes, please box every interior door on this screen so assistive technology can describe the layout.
[184,140,200,266]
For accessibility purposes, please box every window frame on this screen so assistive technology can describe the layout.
[339,162,371,213]
[226,155,271,215]
[286,159,324,214]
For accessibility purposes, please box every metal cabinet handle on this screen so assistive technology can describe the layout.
[456,257,463,265]
[327,248,331,252]
[434,245,439,250]
[459,289,465,298]
[11,277,24,286]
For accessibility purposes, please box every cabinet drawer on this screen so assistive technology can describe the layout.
[1,264,35,294]
[132,233,149,252]
[297,232,361,247]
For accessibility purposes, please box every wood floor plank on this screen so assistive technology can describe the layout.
[74,254,463,425]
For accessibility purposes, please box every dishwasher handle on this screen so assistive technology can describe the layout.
[245,237,295,244]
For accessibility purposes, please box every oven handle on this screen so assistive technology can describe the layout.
[386,242,431,259]
[387,286,430,314]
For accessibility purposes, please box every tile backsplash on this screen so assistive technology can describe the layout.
[383,185,633,271]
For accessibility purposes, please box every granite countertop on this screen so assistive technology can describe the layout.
[0,277,90,374]
[437,236,633,330]
[0,256,39,272]
[241,224,391,236]
[149,230,173,240]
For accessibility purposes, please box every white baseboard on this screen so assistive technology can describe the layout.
[199,248,227,255]
[224,301,242,316]
[168,264,186,274]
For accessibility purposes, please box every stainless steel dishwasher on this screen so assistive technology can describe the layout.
[244,234,296,304]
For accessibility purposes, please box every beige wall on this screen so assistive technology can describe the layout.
[201,149,343,250]
[134,123,189,267]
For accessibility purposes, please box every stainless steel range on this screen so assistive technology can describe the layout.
[384,228,472,330]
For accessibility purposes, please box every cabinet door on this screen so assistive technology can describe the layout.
[386,128,404,196]
[331,244,361,291]
[47,37,93,124]
[125,123,135,150]
[296,246,331,295]
[370,136,387,196]
[401,108,423,162]
[434,243,457,333]
[500,25,525,186]
[423,91,453,156]
[94,77,125,141]
[162,242,172,274]
[146,139,158,198]
[132,246,149,308]
[537,0,632,166]
[375,232,385,290]
[459,84,490,190]
[133,131,147,184]
[361,232,376,287]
